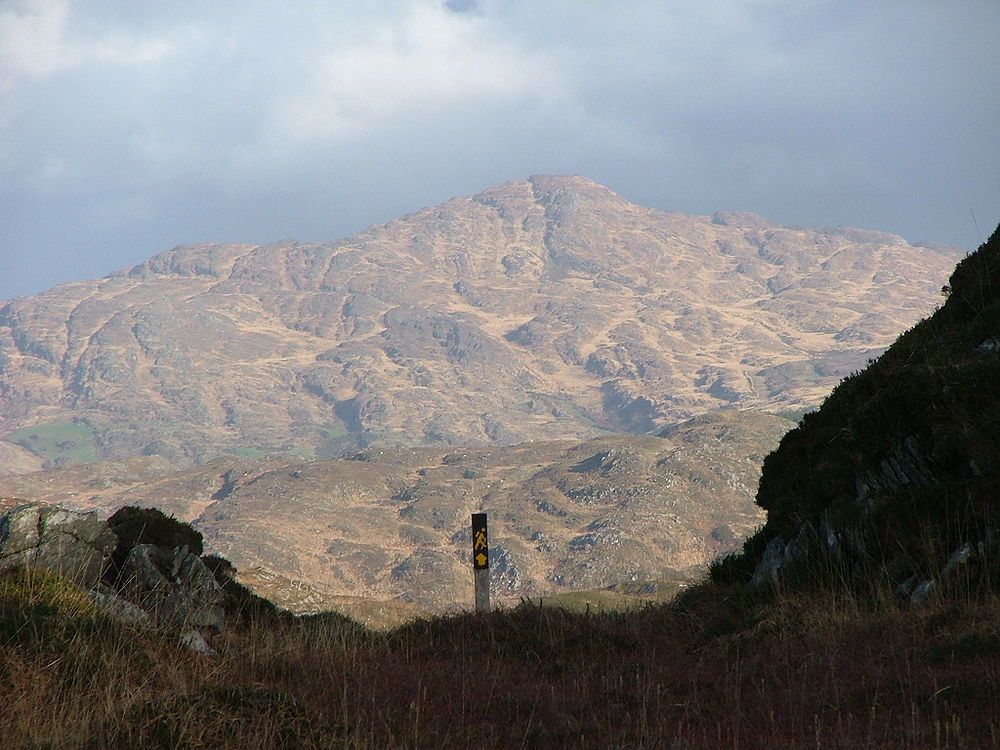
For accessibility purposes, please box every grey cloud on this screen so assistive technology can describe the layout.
[1,0,998,300]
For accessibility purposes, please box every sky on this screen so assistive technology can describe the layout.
[1,0,998,301]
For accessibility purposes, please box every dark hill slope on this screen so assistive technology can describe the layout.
[722,223,1000,593]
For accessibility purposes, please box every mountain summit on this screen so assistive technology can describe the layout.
[0,176,960,468]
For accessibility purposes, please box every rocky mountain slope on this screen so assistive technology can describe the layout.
[0,176,959,469]
[0,410,792,613]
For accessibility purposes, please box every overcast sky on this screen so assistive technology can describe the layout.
[1,0,997,300]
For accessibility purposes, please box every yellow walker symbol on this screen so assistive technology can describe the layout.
[471,512,490,613]
[471,515,489,569]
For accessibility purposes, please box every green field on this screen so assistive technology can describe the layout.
[523,579,689,613]
[6,421,99,468]
[773,406,815,424]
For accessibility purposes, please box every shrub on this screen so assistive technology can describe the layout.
[108,506,203,556]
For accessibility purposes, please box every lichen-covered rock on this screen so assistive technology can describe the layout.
[119,543,224,632]
[0,503,116,587]
[180,628,217,656]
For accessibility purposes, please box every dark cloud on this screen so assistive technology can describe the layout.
[1,0,998,300]
[444,0,479,13]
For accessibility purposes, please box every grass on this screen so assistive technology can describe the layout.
[1,561,997,749]
[524,588,658,613]
[283,445,318,460]
[521,579,689,614]
[315,421,359,458]
[227,446,270,459]
[5,420,99,468]
[213,444,318,460]
[773,407,815,424]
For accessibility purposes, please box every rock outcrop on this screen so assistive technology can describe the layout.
[118,543,224,631]
[0,501,236,652]
[719,223,1000,604]
[0,503,117,587]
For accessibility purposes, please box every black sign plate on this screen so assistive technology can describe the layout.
[472,512,489,569]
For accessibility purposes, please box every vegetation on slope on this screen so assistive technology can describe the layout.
[715,224,1000,592]
[5,420,99,468]
[0,177,957,465]
[0,416,792,615]
[0,564,997,748]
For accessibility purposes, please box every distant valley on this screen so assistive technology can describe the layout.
[0,410,791,616]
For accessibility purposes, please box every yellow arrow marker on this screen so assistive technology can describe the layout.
[475,552,488,567]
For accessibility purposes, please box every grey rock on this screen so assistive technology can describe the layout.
[784,523,813,564]
[818,517,839,555]
[909,579,936,606]
[895,573,919,600]
[87,587,151,625]
[940,542,974,579]
[750,536,787,590]
[0,503,117,588]
[855,474,874,512]
[490,544,523,593]
[854,436,935,514]
[902,435,923,462]
[180,629,217,656]
[119,543,225,632]
[975,338,1000,355]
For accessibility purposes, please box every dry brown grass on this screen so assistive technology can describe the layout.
[1,565,998,749]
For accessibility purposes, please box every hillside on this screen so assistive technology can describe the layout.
[716,223,1000,598]
[0,410,792,614]
[0,176,959,469]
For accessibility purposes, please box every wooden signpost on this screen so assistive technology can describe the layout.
[471,512,490,613]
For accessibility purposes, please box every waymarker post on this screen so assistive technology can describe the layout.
[471,512,490,613]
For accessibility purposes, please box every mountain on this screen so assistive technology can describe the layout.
[0,176,959,469]
[0,410,792,613]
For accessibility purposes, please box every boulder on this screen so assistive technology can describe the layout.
[975,337,1000,355]
[749,536,787,590]
[118,543,225,632]
[0,503,117,588]
[180,629,218,656]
